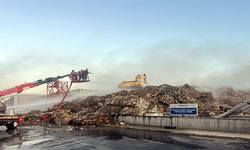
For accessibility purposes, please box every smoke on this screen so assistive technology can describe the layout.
[7,98,62,114]
[7,91,98,114]
[0,39,250,95]
[191,65,250,89]
[91,39,250,90]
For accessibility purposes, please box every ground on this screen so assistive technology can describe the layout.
[0,125,250,150]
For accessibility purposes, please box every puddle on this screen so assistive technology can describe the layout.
[0,126,249,150]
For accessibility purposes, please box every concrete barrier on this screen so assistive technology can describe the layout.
[228,115,250,119]
[115,116,250,134]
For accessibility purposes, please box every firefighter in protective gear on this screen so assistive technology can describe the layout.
[79,69,84,81]
[83,69,89,81]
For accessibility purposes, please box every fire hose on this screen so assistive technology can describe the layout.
[19,81,73,126]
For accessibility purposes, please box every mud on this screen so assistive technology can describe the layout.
[0,126,250,150]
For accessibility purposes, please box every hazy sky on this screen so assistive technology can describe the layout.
[0,0,250,94]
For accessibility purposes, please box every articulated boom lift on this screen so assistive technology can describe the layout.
[0,71,90,114]
[0,71,90,129]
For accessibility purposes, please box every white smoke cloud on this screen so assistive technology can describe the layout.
[0,39,250,95]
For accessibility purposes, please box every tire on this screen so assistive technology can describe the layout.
[6,124,11,129]
[12,121,18,128]
[6,121,18,129]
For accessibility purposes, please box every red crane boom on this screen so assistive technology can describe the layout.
[0,71,90,114]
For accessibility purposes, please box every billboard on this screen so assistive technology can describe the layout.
[170,103,198,116]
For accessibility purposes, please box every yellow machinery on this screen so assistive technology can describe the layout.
[118,74,147,90]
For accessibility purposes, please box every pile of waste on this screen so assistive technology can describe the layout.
[26,84,250,127]
[215,86,250,105]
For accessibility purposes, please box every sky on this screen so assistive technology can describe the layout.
[0,0,250,95]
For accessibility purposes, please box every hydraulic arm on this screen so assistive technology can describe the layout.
[0,70,91,115]
[0,74,69,97]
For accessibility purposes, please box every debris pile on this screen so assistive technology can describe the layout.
[26,84,250,127]
[101,84,214,116]
[209,86,250,116]
[216,86,250,106]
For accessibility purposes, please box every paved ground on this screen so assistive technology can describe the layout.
[113,124,250,140]
[0,125,250,150]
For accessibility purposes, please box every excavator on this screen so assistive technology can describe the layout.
[118,74,147,90]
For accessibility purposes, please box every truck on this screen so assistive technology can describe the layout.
[0,71,90,129]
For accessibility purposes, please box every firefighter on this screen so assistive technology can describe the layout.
[79,69,84,81]
[43,115,46,121]
[70,70,77,82]
[83,68,89,81]
[71,70,76,75]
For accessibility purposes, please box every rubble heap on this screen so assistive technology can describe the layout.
[216,86,250,106]
[101,84,214,116]
[208,86,250,116]
[27,84,250,127]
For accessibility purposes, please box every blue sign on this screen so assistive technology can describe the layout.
[170,104,198,116]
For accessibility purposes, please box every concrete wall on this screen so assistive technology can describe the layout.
[5,88,89,107]
[229,115,250,119]
[68,89,96,96]
[116,116,250,134]
[7,94,42,106]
